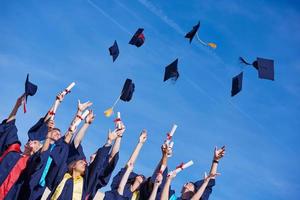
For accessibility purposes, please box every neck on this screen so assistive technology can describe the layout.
[72,170,82,178]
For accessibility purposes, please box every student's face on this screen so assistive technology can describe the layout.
[49,129,61,141]
[89,153,96,164]
[181,182,195,197]
[74,160,87,175]
[131,175,144,191]
[25,140,42,154]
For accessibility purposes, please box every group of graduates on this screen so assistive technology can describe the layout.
[0,84,226,200]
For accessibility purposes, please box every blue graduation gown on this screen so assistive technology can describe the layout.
[110,167,141,199]
[104,190,129,200]
[138,167,168,200]
[194,179,215,200]
[50,145,113,200]
[0,119,19,156]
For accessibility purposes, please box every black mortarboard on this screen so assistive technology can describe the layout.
[185,21,200,43]
[129,28,145,47]
[120,79,135,102]
[239,57,274,80]
[164,59,179,82]
[104,79,135,117]
[27,117,48,141]
[257,57,274,80]
[231,72,243,97]
[25,74,38,101]
[109,40,119,62]
[67,143,86,165]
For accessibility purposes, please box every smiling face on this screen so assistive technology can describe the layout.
[181,182,195,199]
[49,128,61,141]
[72,160,87,175]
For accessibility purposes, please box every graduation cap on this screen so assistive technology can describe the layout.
[194,178,215,191]
[164,59,179,82]
[104,79,135,117]
[23,74,38,113]
[231,72,243,97]
[185,21,217,49]
[27,117,49,141]
[109,40,119,62]
[129,28,145,47]
[239,57,274,80]
[67,143,86,165]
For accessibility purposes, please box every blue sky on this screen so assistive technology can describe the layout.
[0,0,299,199]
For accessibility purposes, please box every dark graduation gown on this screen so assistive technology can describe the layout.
[110,167,141,199]
[137,166,168,200]
[104,190,129,200]
[194,179,215,200]
[50,145,116,200]
[0,119,20,157]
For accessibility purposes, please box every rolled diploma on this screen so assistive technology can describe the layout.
[174,160,194,173]
[116,112,121,129]
[63,82,76,95]
[73,110,89,127]
[50,82,75,120]
[165,124,178,145]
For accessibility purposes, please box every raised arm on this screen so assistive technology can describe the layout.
[73,110,95,148]
[209,146,225,177]
[64,101,92,144]
[44,92,65,122]
[117,130,147,195]
[191,173,220,200]
[7,94,24,123]
[148,173,163,200]
[160,171,176,200]
[109,122,125,163]
[127,130,147,165]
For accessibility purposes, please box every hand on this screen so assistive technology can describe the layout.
[107,129,118,142]
[47,120,55,130]
[167,170,177,180]
[139,129,147,144]
[85,110,95,124]
[78,100,93,112]
[126,161,134,171]
[214,146,226,161]
[115,122,126,137]
[155,173,163,186]
[204,172,221,181]
[56,92,65,102]
[161,142,173,157]
[69,124,77,133]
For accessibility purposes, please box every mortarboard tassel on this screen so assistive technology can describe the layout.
[196,33,217,49]
[22,96,27,113]
[104,95,121,117]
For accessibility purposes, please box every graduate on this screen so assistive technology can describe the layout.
[49,111,124,200]
[109,141,172,200]
[160,146,226,200]
[148,173,163,200]
[0,94,44,199]
[104,130,148,200]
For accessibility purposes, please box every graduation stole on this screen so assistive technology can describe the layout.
[0,143,21,162]
[0,154,29,199]
[51,173,84,200]
[131,191,140,200]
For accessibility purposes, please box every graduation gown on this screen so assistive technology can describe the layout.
[50,145,116,200]
[0,119,20,157]
[104,190,129,200]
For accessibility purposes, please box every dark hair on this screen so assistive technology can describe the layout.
[51,128,61,132]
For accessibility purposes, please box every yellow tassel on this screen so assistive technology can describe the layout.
[104,108,114,117]
[208,43,217,49]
